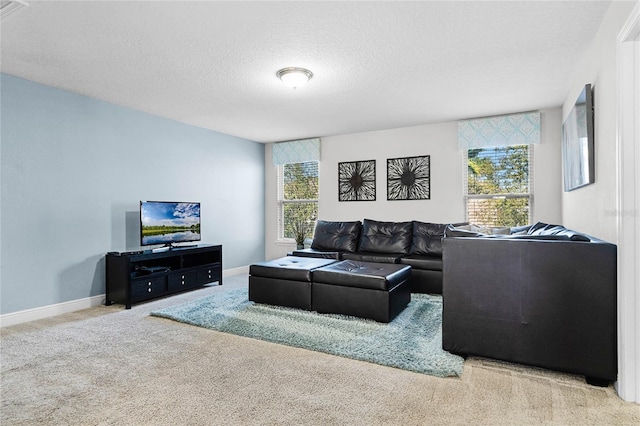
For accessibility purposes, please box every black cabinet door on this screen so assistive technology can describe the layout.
[131,276,166,302]
[196,264,221,285]
[167,270,198,291]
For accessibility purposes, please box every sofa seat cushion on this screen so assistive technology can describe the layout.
[311,220,362,252]
[400,254,443,271]
[313,260,411,291]
[358,219,413,254]
[249,256,338,282]
[342,252,402,264]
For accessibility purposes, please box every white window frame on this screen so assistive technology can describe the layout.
[463,144,534,227]
[276,162,319,243]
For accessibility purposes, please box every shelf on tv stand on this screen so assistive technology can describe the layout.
[105,244,222,309]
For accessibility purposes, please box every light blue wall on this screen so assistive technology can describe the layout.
[0,74,265,314]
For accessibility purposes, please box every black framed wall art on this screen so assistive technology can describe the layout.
[387,155,431,200]
[338,160,376,201]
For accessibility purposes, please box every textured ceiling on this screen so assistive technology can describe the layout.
[1,1,612,143]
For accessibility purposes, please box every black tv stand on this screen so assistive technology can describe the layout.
[106,244,222,309]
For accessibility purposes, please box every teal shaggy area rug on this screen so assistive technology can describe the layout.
[151,288,464,378]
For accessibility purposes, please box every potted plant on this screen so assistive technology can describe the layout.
[292,220,307,250]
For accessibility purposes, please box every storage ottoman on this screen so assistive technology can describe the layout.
[248,256,338,310]
[312,260,412,322]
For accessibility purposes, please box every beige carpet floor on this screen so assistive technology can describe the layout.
[1,275,638,425]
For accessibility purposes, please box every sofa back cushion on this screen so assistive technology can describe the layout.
[411,221,448,255]
[412,221,470,255]
[358,219,413,254]
[444,224,485,238]
[311,220,362,252]
[527,222,591,242]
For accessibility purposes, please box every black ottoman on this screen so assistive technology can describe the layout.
[312,260,412,323]
[249,256,338,310]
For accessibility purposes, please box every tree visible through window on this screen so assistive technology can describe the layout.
[278,161,318,244]
[465,145,532,227]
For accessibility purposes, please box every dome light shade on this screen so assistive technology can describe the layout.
[277,67,313,89]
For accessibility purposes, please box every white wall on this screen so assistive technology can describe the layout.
[560,0,639,404]
[561,1,637,243]
[265,108,562,260]
[318,122,465,224]
[535,109,564,224]
[1,74,265,315]
[616,0,640,404]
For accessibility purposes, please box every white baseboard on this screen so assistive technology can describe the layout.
[1,266,250,328]
[0,294,105,328]
[223,265,249,277]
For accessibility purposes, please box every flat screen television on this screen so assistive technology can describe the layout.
[562,84,595,191]
[140,201,201,247]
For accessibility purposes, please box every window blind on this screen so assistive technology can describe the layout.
[464,145,533,227]
[277,161,319,241]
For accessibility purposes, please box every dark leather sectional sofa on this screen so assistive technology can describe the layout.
[294,219,618,385]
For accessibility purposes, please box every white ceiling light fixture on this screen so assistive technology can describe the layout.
[276,67,313,89]
[0,0,28,20]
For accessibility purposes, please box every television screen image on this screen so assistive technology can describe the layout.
[140,201,201,246]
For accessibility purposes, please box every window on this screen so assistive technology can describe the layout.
[277,161,318,242]
[464,145,532,227]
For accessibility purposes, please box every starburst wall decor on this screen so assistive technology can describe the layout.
[338,160,376,201]
[387,155,431,200]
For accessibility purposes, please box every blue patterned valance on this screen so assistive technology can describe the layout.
[272,138,321,165]
[458,112,541,149]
